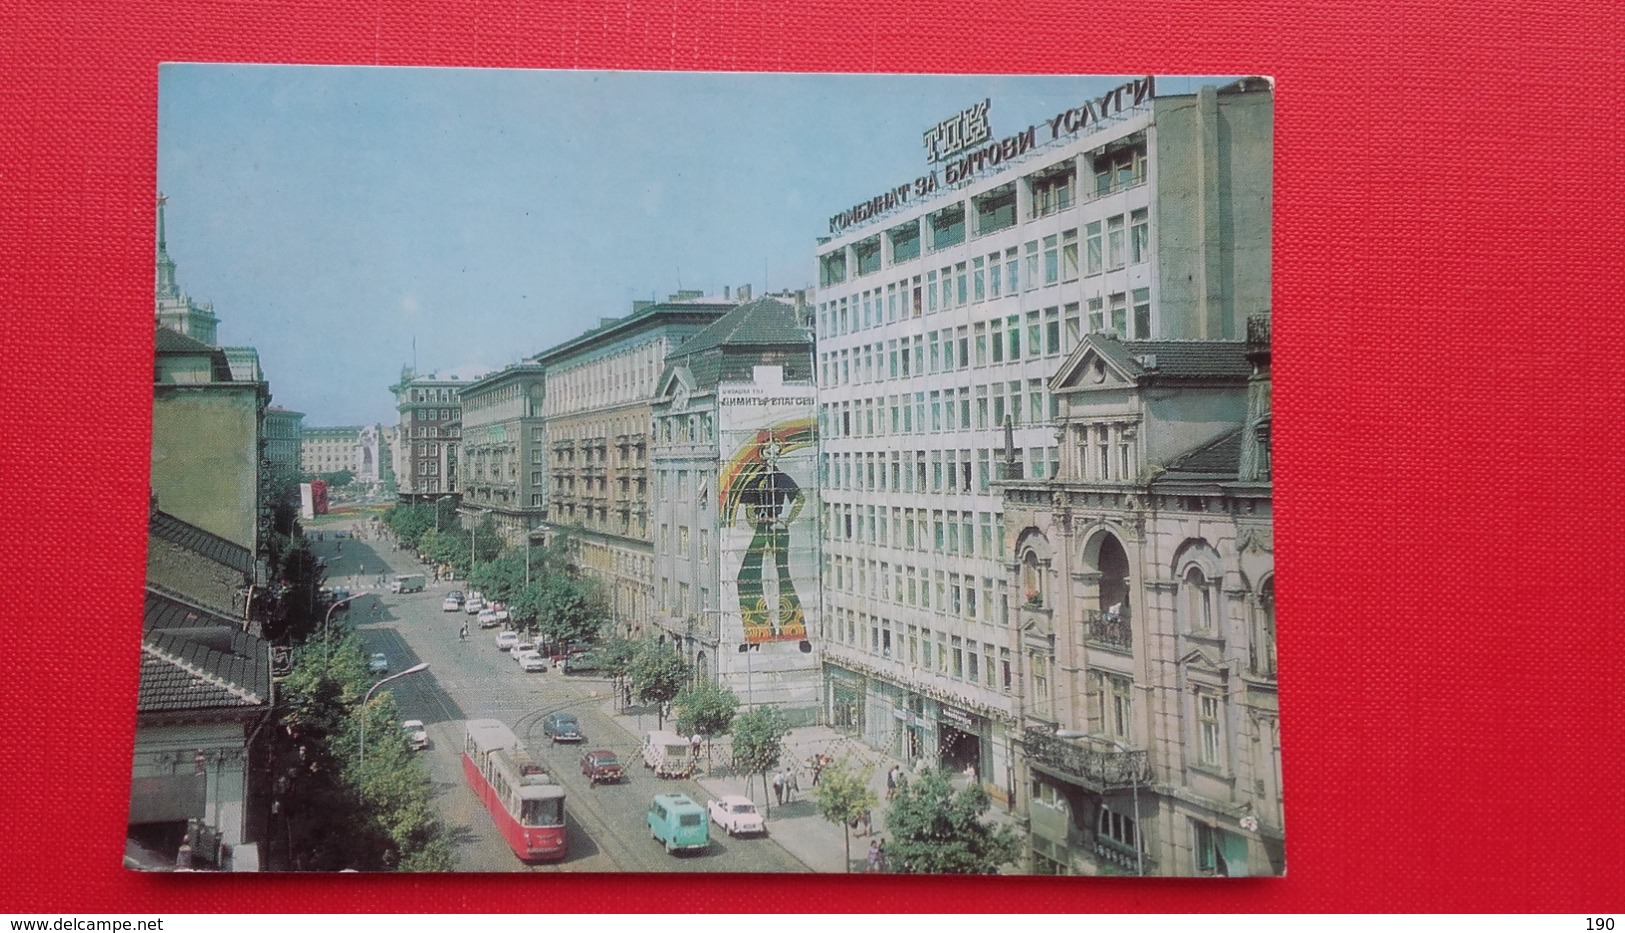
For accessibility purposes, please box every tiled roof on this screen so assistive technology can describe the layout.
[671,298,808,356]
[140,588,269,714]
[1091,336,1251,381]
[1157,427,1245,480]
[148,509,254,575]
[154,325,215,354]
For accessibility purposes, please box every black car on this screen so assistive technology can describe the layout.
[541,712,583,743]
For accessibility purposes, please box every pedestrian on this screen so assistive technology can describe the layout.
[886,764,897,799]
[459,623,468,641]
[690,733,702,760]
[772,770,784,805]
[876,839,887,873]
[811,755,823,787]
[866,839,881,873]
[786,766,799,801]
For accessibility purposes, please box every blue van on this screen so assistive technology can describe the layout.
[648,793,709,854]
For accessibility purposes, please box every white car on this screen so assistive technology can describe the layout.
[514,636,536,654]
[464,597,485,615]
[514,650,547,672]
[401,719,428,751]
[477,609,500,628]
[494,607,510,623]
[708,796,765,836]
[496,631,519,652]
[441,594,463,612]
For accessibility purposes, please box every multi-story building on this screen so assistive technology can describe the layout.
[300,424,384,485]
[648,297,821,718]
[532,294,735,632]
[1003,320,1276,876]
[152,326,268,554]
[810,76,1273,817]
[458,363,548,544]
[262,406,304,485]
[390,369,463,500]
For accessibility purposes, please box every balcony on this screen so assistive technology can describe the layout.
[1023,727,1149,793]
[1081,608,1132,654]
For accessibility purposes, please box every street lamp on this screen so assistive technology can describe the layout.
[358,662,430,771]
[735,641,755,706]
[324,593,363,649]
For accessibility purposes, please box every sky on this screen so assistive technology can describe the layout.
[158,67,1231,426]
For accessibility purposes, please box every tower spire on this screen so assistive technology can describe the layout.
[155,191,179,301]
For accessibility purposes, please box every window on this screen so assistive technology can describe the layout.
[1094,145,1147,194]
[1110,293,1128,337]
[1130,208,1149,263]
[1043,235,1059,284]
[1061,229,1079,281]
[1085,222,1103,275]
[1184,565,1214,633]
[1107,215,1125,269]
[1087,297,1105,333]
[1132,288,1151,340]
[972,257,985,301]
[1098,806,1140,855]
[1107,674,1133,741]
[889,221,921,263]
[1197,690,1223,767]
[1030,163,1074,217]
[1024,240,1039,290]
[929,203,966,250]
[820,249,847,286]
[974,184,1016,235]
[855,236,882,276]
[1045,306,1062,355]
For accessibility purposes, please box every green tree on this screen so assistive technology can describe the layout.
[882,767,1020,874]
[592,634,639,707]
[469,550,528,605]
[270,634,451,871]
[534,574,608,651]
[674,679,740,752]
[317,469,355,488]
[630,641,690,728]
[813,758,878,872]
[730,705,789,817]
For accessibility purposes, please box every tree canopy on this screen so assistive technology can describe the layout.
[813,758,878,872]
[881,767,1019,875]
[729,705,790,815]
[270,635,452,871]
[629,641,690,728]
[674,679,740,739]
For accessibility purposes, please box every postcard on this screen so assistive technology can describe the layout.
[133,66,1279,876]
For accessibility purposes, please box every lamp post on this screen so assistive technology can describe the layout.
[323,593,362,650]
[735,641,755,706]
[1056,729,1144,876]
[358,662,430,771]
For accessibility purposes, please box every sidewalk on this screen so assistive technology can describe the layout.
[600,697,1021,874]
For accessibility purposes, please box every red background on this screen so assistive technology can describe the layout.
[2,0,1621,913]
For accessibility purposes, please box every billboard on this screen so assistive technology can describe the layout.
[717,382,817,644]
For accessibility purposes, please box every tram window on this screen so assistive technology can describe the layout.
[523,798,564,826]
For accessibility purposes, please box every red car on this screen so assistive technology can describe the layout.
[579,749,624,785]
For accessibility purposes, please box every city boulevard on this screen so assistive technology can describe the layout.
[308,519,813,873]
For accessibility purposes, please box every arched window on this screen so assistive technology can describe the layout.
[1254,577,1276,676]
[1184,566,1213,633]
[1022,549,1044,605]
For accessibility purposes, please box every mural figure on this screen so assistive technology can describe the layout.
[721,419,814,641]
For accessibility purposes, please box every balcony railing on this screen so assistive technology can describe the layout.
[1023,727,1149,792]
[1081,608,1132,653]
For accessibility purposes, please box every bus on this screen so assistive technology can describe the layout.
[463,719,567,861]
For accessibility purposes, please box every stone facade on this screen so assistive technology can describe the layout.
[390,370,463,498]
[532,296,734,632]
[458,363,548,544]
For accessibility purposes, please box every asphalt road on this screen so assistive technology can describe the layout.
[309,519,810,873]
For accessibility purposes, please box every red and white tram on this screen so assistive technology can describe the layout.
[463,719,567,861]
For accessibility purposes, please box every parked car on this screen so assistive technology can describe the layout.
[514,636,536,654]
[442,594,464,612]
[477,609,500,628]
[707,795,766,837]
[561,651,601,675]
[464,597,485,615]
[496,631,520,652]
[493,607,510,623]
[515,650,547,673]
[401,719,429,751]
[580,749,625,785]
[648,793,709,855]
[367,653,389,675]
[541,712,583,743]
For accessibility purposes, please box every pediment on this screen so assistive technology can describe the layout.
[654,366,695,404]
[1178,646,1226,674]
[1050,335,1142,393]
